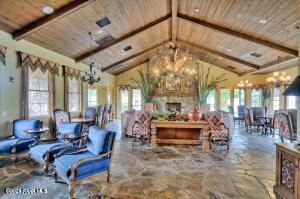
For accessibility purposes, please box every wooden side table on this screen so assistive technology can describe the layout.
[274,143,300,199]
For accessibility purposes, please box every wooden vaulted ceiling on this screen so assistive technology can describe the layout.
[0,0,298,75]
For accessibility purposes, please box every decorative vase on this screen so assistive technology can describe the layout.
[188,105,201,121]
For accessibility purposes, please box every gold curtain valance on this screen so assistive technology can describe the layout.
[19,52,60,76]
[64,66,81,80]
[0,45,7,64]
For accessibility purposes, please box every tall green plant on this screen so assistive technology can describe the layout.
[262,86,271,106]
[130,66,160,103]
[195,65,227,105]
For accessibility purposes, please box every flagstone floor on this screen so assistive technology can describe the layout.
[0,120,279,199]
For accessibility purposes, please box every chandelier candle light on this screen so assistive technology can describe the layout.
[81,32,101,86]
[267,56,291,86]
[237,71,253,88]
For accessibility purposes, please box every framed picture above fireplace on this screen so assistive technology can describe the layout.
[166,77,181,91]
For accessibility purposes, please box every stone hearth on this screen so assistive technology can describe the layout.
[153,96,196,113]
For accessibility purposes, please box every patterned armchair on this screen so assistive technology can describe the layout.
[199,104,210,119]
[53,109,71,136]
[244,108,265,133]
[277,112,297,143]
[132,110,152,146]
[29,122,82,175]
[0,119,41,163]
[205,111,229,149]
[53,126,116,199]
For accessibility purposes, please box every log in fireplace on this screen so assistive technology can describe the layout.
[165,103,181,112]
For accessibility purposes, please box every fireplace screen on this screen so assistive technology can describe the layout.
[166,103,181,112]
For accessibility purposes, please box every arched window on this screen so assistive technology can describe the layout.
[87,88,97,107]
[120,89,129,113]
[220,88,231,111]
[234,88,245,115]
[251,89,261,107]
[132,88,142,110]
[273,87,280,111]
[206,89,215,111]
[287,96,296,109]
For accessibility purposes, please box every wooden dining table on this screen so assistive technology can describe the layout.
[70,118,95,124]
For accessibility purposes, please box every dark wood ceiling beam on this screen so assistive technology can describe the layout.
[178,13,298,56]
[101,40,170,72]
[12,0,96,40]
[75,14,172,62]
[178,39,260,70]
[114,59,150,75]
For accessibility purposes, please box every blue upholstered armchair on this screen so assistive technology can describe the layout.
[29,122,82,175]
[53,126,116,199]
[0,119,41,163]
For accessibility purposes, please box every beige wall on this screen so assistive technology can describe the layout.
[0,30,116,137]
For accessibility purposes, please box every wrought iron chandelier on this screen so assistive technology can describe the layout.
[237,70,253,88]
[267,56,291,86]
[81,32,101,86]
[150,42,198,77]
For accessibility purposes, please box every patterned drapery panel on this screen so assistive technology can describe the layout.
[19,52,60,75]
[64,66,81,80]
[63,66,83,114]
[0,45,7,64]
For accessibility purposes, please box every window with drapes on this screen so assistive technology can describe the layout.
[88,88,97,107]
[287,96,296,109]
[68,78,80,112]
[28,68,49,117]
[206,89,215,111]
[132,88,142,110]
[220,88,231,111]
[234,88,245,115]
[273,87,280,111]
[20,52,58,119]
[120,89,129,113]
[251,89,261,107]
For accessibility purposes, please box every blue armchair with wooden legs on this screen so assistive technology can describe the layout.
[29,122,82,176]
[0,119,41,163]
[53,126,116,199]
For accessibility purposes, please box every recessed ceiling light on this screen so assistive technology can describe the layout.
[96,29,104,34]
[194,8,200,12]
[227,48,231,52]
[122,53,126,56]
[259,19,267,24]
[218,57,222,60]
[42,6,54,14]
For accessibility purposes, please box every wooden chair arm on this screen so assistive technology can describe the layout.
[0,135,14,140]
[54,147,86,158]
[30,138,58,147]
[11,137,35,154]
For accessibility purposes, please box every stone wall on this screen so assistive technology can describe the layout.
[153,96,197,113]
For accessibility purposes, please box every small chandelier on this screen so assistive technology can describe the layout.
[81,32,101,86]
[237,70,253,88]
[267,56,291,86]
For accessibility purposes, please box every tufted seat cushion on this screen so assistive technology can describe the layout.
[29,141,72,162]
[0,137,35,153]
[54,151,109,182]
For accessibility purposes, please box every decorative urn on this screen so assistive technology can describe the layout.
[188,105,201,121]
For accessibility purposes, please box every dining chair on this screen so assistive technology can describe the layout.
[244,108,265,133]
[228,106,244,126]
[277,111,297,143]
[0,119,41,163]
[97,105,105,127]
[53,126,116,199]
[205,111,230,149]
[29,122,82,175]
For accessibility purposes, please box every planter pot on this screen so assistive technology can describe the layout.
[188,105,201,121]
[158,117,165,121]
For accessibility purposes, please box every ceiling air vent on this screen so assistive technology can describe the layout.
[123,45,132,52]
[250,52,263,58]
[94,34,114,46]
[227,66,236,70]
[96,16,111,28]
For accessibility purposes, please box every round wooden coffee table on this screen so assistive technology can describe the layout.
[23,127,50,140]
[58,132,88,147]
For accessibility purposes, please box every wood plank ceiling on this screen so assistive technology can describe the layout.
[0,0,298,75]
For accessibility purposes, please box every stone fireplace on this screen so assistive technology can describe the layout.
[153,96,196,113]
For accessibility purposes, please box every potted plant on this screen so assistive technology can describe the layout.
[131,63,161,110]
[194,64,227,105]
[152,110,169,121]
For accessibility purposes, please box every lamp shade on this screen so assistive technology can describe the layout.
[282,75,300,96]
